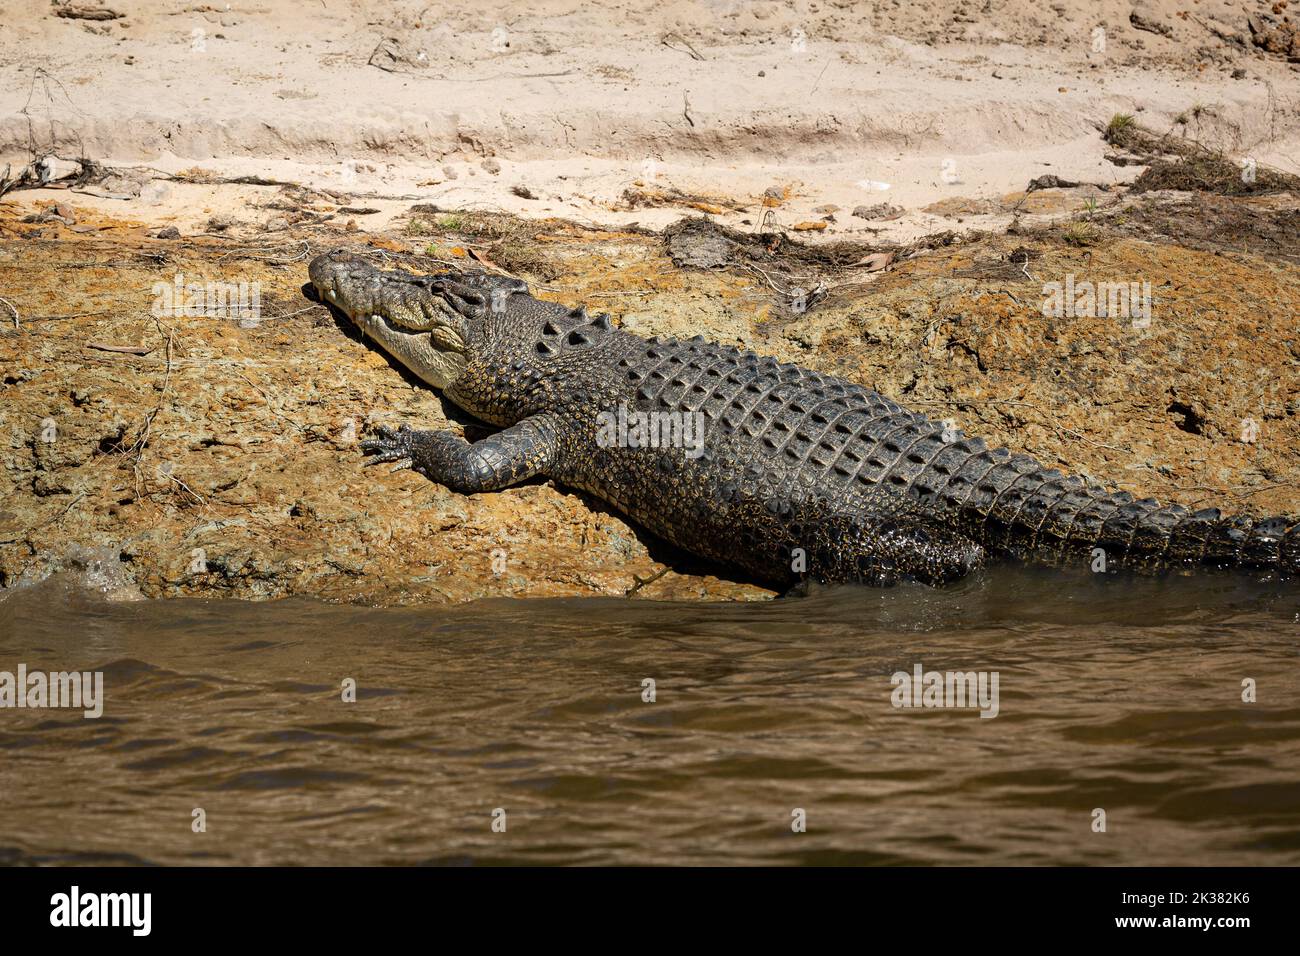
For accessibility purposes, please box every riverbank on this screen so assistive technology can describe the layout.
[2,175,1297,602]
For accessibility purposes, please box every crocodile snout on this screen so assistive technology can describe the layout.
[308,249,367,307]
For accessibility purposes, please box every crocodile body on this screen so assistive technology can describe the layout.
[309,250,1300,587]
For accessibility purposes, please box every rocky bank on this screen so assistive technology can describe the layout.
[1,178,1298,603]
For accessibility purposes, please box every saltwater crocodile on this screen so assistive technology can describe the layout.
[308,249,1299,587]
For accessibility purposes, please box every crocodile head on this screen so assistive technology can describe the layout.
[309,250,469,389]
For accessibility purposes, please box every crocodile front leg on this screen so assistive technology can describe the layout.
[361,415,559,493]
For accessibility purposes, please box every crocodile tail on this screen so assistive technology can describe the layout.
[1157,508,1300,573]
[923,439,1299,574]
[1061,497,1300,574]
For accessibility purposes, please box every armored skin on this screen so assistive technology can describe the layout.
[308,250,1300,587]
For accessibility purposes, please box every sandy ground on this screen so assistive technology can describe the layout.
[1,1,1299,603]
[2,0,1298,242]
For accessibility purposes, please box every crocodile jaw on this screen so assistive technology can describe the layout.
[309,251,467,390]
[345,306,467,390]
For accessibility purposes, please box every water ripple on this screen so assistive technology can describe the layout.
[0,569,1297,865]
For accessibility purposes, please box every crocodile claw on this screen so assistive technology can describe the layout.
[361,424,415,468]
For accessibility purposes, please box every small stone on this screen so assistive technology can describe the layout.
[482,158,501,175]
[206,214,235,232]
[852,202,903,220]
[264,216,289,232]
[155,225,180,240]
[442,165,458,180]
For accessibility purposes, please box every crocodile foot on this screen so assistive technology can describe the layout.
[360,422,480,486]
[360,423,436,473]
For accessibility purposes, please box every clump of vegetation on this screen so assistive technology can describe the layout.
[403,209,528,241]
[489,240,560,281]
[1103,113,1300,197]
[1132,154,1299,196]
[1062,221,1098,247]
[1104,113,1136,147]
[400,207,561,280]
[439,212,524,239]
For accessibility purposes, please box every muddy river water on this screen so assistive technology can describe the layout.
[1,569,1297,866]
